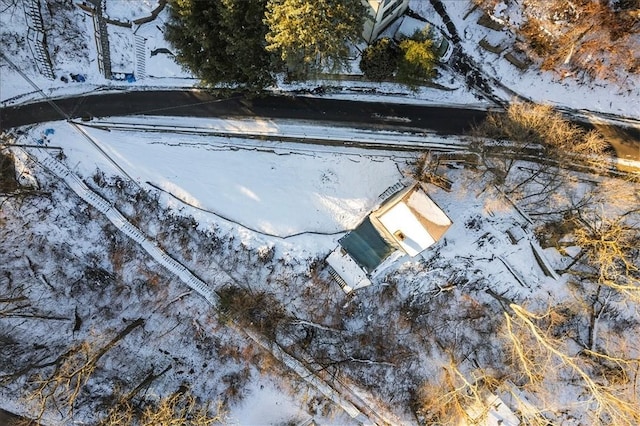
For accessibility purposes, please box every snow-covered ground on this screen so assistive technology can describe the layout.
[10,110,635,424]
[33,119,407,237]
[0,149,356,425]
[0,117,537,425]
[1,0,639,425]
[410,1,640,119]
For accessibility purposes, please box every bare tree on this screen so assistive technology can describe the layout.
[503,304,640,426]
[471,101,612,211]
[413,358,502,426]
[26,319,144,422]
[569,211,640,302]
[473,0,640,82]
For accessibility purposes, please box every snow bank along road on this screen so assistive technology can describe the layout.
[22,147,399,425]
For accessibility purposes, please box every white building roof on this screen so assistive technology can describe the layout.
[405,186,452,227]
[395,16,427,39]
[326,183,451,292]
[377,201,434,256]
[374,185,452,257]
[326,247,372,293]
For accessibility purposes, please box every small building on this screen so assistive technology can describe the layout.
[327,183,452,292]
[362,0,410,43]
[327,248,373,293]
[370,183,452,256]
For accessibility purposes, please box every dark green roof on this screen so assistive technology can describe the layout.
[338,217,395,273]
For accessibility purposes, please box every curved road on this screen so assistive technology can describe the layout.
[0,90,490,134]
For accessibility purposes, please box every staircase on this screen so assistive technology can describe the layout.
[27,148,219,305]
[378,181,405,201]
[86,0,112,79]
[24,0,55,79]
[24,145,387,423]
[134,35,146,79]
[327,265,350,292]
[21,139,411,425]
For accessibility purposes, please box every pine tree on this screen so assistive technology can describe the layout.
[359,38,400,81]
[265,0,367,77]
[164,0,274,89]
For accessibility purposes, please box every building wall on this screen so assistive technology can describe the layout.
[362,0,410,42]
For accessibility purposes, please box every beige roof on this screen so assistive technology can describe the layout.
[371,184,451,257]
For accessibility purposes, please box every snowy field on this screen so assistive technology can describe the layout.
[31,119,410,237]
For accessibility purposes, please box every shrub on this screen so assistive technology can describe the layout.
[217,287,286,338]
[359,38,400,81]
[0,151,18,193]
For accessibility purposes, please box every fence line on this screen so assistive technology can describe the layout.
[83,0,112,79]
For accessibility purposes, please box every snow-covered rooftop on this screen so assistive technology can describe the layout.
[373,184,452,257]
[326,247,373,293]
[395,16,429,39]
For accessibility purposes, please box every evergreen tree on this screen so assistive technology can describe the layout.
[265,0,367,76]
[397,29,438,84]
[359,37,400,81]
[164,0,274,89]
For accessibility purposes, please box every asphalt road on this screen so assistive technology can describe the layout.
[2,90,638,166]
[0,90,490,134]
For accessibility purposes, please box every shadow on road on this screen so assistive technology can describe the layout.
[592,122,640,172]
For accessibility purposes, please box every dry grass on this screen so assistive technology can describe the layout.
[101,389,225,426]
[26,319,144,422]
[414,360,503,426]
